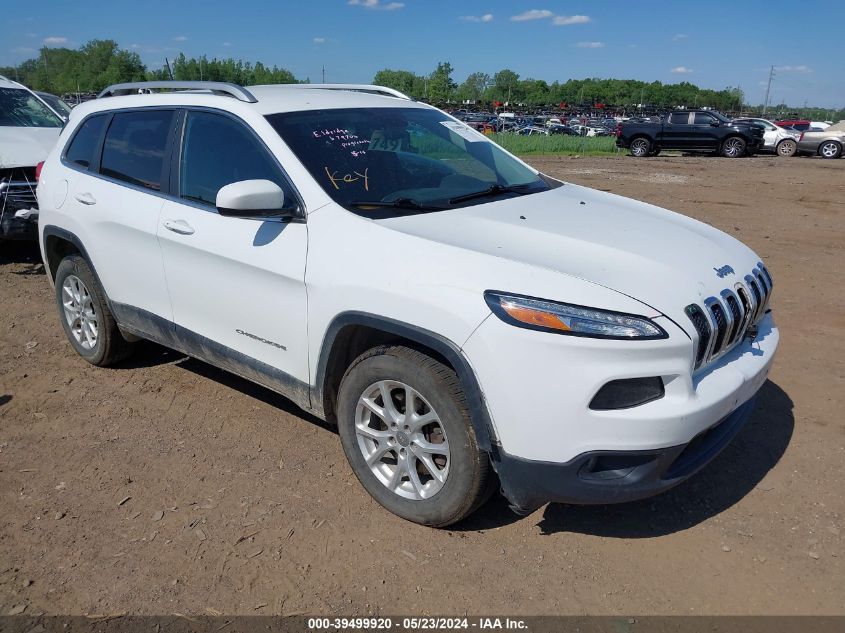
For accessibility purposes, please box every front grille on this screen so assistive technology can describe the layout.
[0,172,38,215]
[685,263,773,370]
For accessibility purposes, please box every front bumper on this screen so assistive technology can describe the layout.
[463,310,778,509]
[494,395,757,512]
[0,209,38,240]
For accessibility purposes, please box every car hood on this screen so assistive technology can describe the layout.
[0,127,62,169]
[377,183,763,335]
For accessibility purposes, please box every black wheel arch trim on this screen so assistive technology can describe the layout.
[42,225,96,282]
[313,311,498,453]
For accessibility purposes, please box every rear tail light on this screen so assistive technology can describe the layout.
[615,123,622,138]
[799,132,804,142]
[35,161,44,181]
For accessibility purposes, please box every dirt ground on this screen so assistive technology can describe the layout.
[1,155,843,617]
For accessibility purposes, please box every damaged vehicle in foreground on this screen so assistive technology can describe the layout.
[1,75,63,240]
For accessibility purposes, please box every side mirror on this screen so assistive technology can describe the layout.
[216,180,298,219]
[710,120,721,127]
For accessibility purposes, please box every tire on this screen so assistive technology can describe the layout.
[721,136,747,158]
[629,137,651,157]
[336,345,493,527]
[819,140,842,159]
[775,138,797,157]
[54,255,134,366]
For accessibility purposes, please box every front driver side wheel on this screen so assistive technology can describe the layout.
[336,345,493,527]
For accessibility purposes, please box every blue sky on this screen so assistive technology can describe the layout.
[5,0,843,108]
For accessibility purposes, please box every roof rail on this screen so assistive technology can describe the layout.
[267,83,412,100]
[97,81,257,103]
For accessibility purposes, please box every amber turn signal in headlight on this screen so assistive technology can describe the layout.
[485,291,668,340]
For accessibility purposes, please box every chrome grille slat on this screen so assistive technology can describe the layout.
[686,265,773,370]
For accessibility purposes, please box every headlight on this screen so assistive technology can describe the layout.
[484,291,668,339]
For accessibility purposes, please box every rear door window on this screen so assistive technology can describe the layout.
[100,109,175,191]
[65,114,108,168]
[669,112,690,125]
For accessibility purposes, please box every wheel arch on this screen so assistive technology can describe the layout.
[313,312,497,453]
[43,225,90,282]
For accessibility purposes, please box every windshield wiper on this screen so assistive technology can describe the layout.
[448,183,537,205]
[348,198,446,212]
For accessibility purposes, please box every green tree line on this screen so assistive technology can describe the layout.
[0,40,300,95]
[375,62,845,119]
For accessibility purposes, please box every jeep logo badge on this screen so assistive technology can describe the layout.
[714,265,735,278]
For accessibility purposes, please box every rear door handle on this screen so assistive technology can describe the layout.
[163,219,195,235]
[74,192,96,205]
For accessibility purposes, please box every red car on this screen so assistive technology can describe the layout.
[774,119,811,132]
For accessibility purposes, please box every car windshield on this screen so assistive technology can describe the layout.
[0,88,63,128]
[711,111,732,124]
[266,107,550,215]
[37,92,72,118]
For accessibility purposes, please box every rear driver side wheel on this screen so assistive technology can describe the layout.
[629,137,651,157]
[775,138,797,157]
[336,345,493,527]
[819,141,842,159]
[54,255,134,366]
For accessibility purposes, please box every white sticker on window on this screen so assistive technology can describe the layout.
[440,120,486,142]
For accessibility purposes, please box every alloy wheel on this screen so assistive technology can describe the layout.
[355,380,450,500]
[62,275,98,350]
[723,138,744,157]
[630,139,649,157]
[820,142,840,158]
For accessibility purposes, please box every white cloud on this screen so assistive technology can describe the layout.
[461,14,493,23]
[670,66,693,74]
[511,9,553,21]
[775,65,812,73]
[42,36,68,46]
[313,37,326,43]
[575,41,604,48]
[130,43,141,49]
[552,15,590,25]
[348,0,404,9]
[672,33,688,41]
[222,41,232,47]
[173,35,188,42]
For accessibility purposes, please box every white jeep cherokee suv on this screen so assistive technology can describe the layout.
[37,81,779,526]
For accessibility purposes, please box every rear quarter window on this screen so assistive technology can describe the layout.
[100,110,175,191]
[65,114,108,168]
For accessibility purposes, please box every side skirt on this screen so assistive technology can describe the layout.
[111,302,314,414]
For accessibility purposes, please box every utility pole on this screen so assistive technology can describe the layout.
[322,65,325,83]
[762,65,774,115]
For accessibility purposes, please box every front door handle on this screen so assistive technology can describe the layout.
[163,219,195,235]
[74,192,96,205]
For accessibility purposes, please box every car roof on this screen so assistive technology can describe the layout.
[0,75,32,91]
[72,82,431,121]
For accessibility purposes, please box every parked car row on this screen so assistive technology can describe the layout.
[616,109,843,159]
